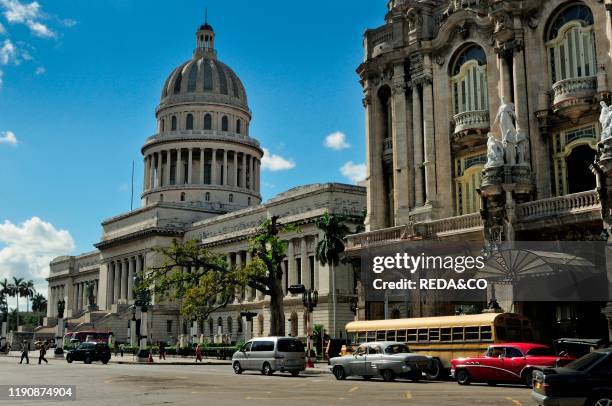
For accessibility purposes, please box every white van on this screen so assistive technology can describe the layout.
[232,337,306,376]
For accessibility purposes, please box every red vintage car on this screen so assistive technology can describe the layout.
[450,343,574,387]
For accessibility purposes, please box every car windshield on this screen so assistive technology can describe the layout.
[565,351,607,371]
[384,344,411,354]
[526,347,555,356]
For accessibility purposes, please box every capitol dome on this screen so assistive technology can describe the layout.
[141,20,262,211]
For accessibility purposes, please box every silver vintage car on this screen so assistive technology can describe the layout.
[329,342,433,382]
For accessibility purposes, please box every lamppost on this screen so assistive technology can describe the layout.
[129,305,137,348]
[133,274,151,362]
[55,299,65,358]
[288,284,318,368]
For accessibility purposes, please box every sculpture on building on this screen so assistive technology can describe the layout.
[85,280,95,307]
[485,132,505,168]
[600,101,612,141]
[493,96,527,166]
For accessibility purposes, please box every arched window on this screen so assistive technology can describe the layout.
[237,316,243,333]
[454,154,487,215]
[171,116,177,131]
[228,193,234,203]
[221,116,229,131]
[450,45,488,116]
[217,317,223,335]
[204,114,212,130]
[205,192,210,201]
[552,124,598,196]
[208,318,214,337]
[186,113,194,130]
[546,4,596,85]
[180,192,186,201]
[236,119,241,134]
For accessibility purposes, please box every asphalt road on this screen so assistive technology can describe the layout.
[0,356,534,406]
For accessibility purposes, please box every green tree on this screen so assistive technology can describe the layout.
[8,277,24,327]
[139,217,293,336]
[22,280,35,313]
[315,211,350,338]
[31,293,47,326]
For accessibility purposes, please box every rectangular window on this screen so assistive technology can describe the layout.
[452,327,464,341]
[418,329,428,341]
[407,329,417,342]
[396,330,407,342]
[295,258,302,285]
[366,331,376,342]
[441,328,452,341]
[465,326,479,340]
[480,326,492,341]
[429,328,440,341]
[387,330,396,341]
[166,320,173,334]
[376,330,386,341]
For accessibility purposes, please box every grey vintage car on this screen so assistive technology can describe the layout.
[329,342,434,382]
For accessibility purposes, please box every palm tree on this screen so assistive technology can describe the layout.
[21,280,35,313]
[0,279,10,326]
[8,277,24,328]
[315,211,350,338]
[31,293,47,326]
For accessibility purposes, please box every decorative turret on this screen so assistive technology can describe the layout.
[194,11,215,58]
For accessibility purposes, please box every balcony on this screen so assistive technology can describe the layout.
[517,190,600,222]
[453,110,490,135]
[551,76,597,119]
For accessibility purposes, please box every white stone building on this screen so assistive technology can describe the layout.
[42,21,366,344]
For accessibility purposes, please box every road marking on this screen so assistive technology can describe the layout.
[505,397,522,406]
[348,386,359,393]
[405,391,412,400]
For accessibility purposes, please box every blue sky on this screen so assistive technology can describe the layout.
[0,0,383,298]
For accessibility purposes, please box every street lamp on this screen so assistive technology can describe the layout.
[133,273,151,362]
[289,284,318,368]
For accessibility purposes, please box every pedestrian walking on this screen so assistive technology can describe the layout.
[38,342,48,365]
[159,342,166,360]
[195,344,202,363]
[113,341,119,357]
[119,344,124,358]
[19,340,29,364]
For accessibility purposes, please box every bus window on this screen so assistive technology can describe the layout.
[387,330,396,341]
[465,326,479,340]
[418,329,428,341]
[396,329,407,342]
[377,330,386,341]
[367,331,376,342]
[407,329,417,342]
[441,328,451,341]
[480,326,492,340]
[357,332,367,343]
[347,332,356,343]
[452,327,464,341]
[429,328,440,341]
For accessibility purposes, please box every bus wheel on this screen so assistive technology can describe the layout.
[425,359,446,380]
[455,369,471,385]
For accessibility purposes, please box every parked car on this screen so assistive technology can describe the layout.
[329,341,434,382]
[554,338,607,358]
[232,337,305,376]
[66,342,111,364]
[450,343,574,387]
[532,347,612,406]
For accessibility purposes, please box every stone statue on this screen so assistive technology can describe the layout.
[600,101,612,141]
[494,96,518,165]
[57,299,65,319]
[85,281,95,307]
[485,133,505,168]
[516,128,529,165]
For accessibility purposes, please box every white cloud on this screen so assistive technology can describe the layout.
[0,69,3,87]
[0,130,17,145]
[261,148,295,171]
[0,217,75,304]
[34,65,43,75]
[0,38,16,64]
[0,0,55,38]
[0,21,5,34]
[324,131,350,150]
[340,161,367,184]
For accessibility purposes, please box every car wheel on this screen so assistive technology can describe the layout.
[102,358,109,365]
[362,376,373,381]
[588,394,612,406]
[411,372,420,383]
[333,366,347,380]
[382,369,396,382]
[455,369,471,385]
[261,362,274,376]
[84,355,92,364]
[425,359,445,380]
[66,355,72,364]
[290,370,300,377]
[233,362,243,374]
[522,369,534,388]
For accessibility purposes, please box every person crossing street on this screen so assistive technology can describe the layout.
[38,341,48,365]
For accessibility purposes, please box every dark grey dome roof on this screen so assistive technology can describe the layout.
[160,55,248,110]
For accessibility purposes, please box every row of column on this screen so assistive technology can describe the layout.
[107,254,144,307]
[73,279,98,312]
[143,148,260,193]
[48,284,65,317]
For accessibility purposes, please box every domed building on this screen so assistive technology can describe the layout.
[39,20,366,347]
[142,22,262,209]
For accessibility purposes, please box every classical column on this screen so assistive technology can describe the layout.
[107,262,114,308]
[391,64,410,214]
[257,160,261,193]
[121,258,128,300]
[149,155,155,191]
[287,240,296,290]
[512,37,529,139]
[222,149,228,186]
[72,284,78,312]
[156,152,162,188]
[81,282,87,309]
[422,62,437,205]
[175,149,181,185]
[251,157,256,191]
[412,84,425,207]
[200,148,205,184]
[128,256,135,301]
[211,148,217,185]
[300,238,309,289]
[113,261,120,304]
[233,151,238,187]
[240,153,246,189]
[364,86,386,229]
[143,156,149,190]
[164,150,171,186]
[499,52,513,103]
[235,252,243,301]
[245,251,253,300]
[75,283,81,311]
[187,148,193,184]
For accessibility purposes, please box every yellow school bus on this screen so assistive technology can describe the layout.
[344,312,534,379]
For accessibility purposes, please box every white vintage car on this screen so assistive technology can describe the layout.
[329,341,434,382]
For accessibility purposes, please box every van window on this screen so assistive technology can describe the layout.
[241,342,252,352]
[252,341,274,351]
[277,338,305,353]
